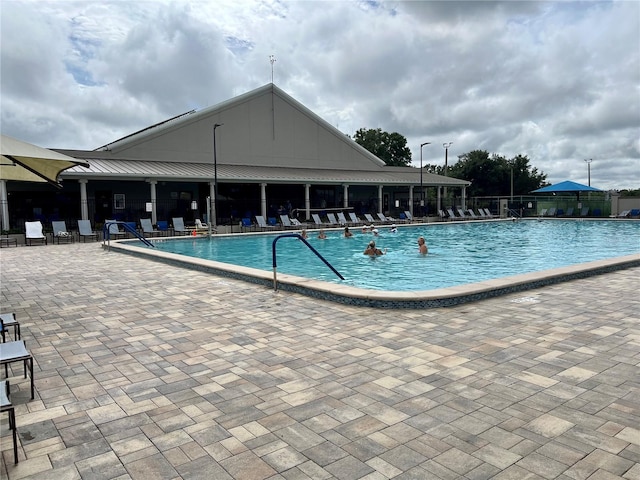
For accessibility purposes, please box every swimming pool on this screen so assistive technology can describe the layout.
[110,219,640,308]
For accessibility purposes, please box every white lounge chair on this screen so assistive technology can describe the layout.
[336,212,349,225]
[255,215,276,230]
[326,213,339,225]
[312,214,327,226]
[404,210,413,222]
[364,213,376,223]
[348,212,363,225]
[25,221,47,246]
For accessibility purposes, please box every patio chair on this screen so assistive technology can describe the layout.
[483,208,494,218]
[156,220,169,234]
[312,214,327,226]
[326,213,339,225]
[404,211,414,222]
[171,217,190,235]
[546,207,556,217]
[0,380,18,464]
[447,209,458,220]
[377,213,391,224]
[240,218,254,231]
[364,213,376,224]
[629,209,640,218]
[51,220,74,244]
[348,212,363,225]
[140,218,161,237]
[580,207,589,217]
[467,209,479,219]
[77,220,99,242]
[336,212,349,225]
[195,219,212,232]
[255,215,275,230]
[279,215,297,229]
[25,221,47,246]
[0,340,34,400]
[0,313,21,342]
[563,207,574,217]
[616,210,630,218]
[104,219,126,239]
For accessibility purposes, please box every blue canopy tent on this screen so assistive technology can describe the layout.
[531,180,603,200]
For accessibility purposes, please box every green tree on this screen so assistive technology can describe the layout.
[353,128,412,166]
[444,150,547,197]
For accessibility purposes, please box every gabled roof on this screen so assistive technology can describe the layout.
[59,83,471,188]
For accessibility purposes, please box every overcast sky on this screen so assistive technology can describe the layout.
[1,0,638,190]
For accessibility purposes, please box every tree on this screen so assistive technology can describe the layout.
[443,150,547,197]
[353,128,412,166]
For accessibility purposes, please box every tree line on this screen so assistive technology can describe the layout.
[353,127,548,197]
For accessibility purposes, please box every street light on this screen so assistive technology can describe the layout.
[442,142,453,206]
[420,142,431,214]
[584,158,593,186]
[211,123,223,236]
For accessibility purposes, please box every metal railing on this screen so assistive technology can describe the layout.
[103,221,155,249]
[271,233,343,290]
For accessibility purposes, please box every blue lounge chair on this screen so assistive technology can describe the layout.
[51,221,74,244]
[78,220,99,242]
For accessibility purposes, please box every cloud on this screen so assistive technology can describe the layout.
[1,0,638,189]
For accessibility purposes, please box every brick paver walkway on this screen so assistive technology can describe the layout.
[1,243,638,479]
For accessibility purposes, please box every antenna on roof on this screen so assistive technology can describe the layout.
[269,55,276,84]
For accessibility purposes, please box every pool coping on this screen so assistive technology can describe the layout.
[106,221,640,308]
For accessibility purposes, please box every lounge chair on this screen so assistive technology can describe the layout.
[312,214,327,226]
[195,219,213,232]
[0,313,21,342]
[438,210,448,221]
[25,221,47,246]
[336,212,349,225]
[255,215,275,230]
[348,212,363,225]
[171,217,190,235]
[404,210,414,222]
[629,209,640,218]
[483,208,494,218]
[580,207,589,217]
[564,207,574,217]
[616,210,630,218]
[77,220,99,242]
[267,217,278,227]
[279,215,297,229]
[546,207,556,217]
[51,221,74,244]
[364,213,376,224]
[157,220,169,234]
[326,213,339,225]
[0,380,18,464]
[240,218,254,231]
[377,213,391,224]
[447,209,458,220]
[467,209,479,219]
[539,208,547,217]
[0,340,34,399]
[457,209,471,220]
[140,218,161,237]
[104,219,126,239]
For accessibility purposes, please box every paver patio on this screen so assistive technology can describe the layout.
[0,242,638,479]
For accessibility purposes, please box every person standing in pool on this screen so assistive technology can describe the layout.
[417,236,428,255]
[317,229,327,239]
[344,227,353,237]
[364,240,386,256]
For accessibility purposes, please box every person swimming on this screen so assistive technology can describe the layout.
[317,229,327,239]
[364,240,386,256]
[417,236,428,255]
[390,224,397,233]
[344,227,353,237]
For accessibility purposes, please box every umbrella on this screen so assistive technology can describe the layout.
[0,134,89,188]
[531,180,602,200]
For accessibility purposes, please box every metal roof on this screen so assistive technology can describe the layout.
[62,158,470,186]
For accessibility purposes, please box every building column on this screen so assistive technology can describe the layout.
[0,180,9,231]
[437,187,442,213]
[261,183,267,218]
[461,186,466,209]
[79,179,89,221]
[409,186,414,217]
[377,185,383,214]
[305,184,311,220]
[148,180,158,224]
[342,184,349,209]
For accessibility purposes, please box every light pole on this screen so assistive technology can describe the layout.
[584,158,593,186]
[211,123,223,236]
[442,142,452,206]
[420,142,431,215]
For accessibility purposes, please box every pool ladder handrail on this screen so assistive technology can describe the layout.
[103,221,155,250]
[272,233,344,290]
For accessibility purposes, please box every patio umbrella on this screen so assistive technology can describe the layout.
[531,180,603,200]
[0,134,89,188]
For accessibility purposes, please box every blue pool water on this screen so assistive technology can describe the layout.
[149,220,640,291]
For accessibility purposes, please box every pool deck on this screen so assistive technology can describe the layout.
[1,242,639,479]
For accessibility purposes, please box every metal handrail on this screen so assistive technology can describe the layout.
[272,233,344,290]
[103,221,155,249]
